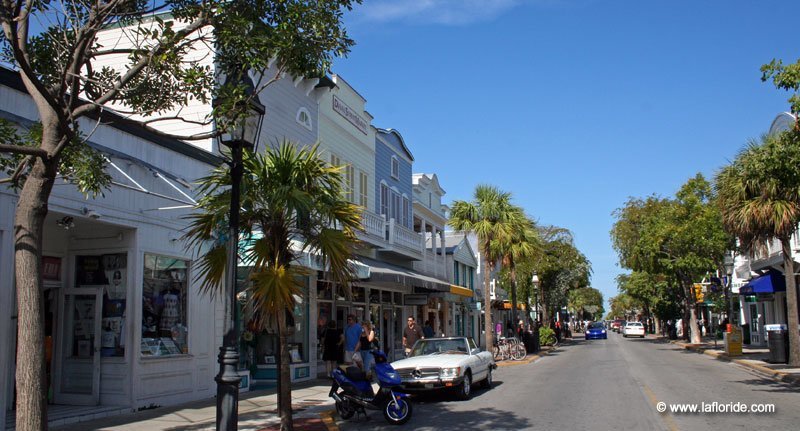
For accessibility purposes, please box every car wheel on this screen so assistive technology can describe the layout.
[482,368,493,389]
[383,397,412,425]
[623,334,627,338]
[456,372,472,400]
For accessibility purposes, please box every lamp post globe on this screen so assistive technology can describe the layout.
[216,69,265,431]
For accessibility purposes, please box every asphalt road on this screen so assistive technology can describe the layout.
[336,333,800,431]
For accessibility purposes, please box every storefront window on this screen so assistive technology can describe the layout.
[353,286,365,302]
[141,254,189,356]
[254,279,309,364]
[317,280,333,300]
[76,253,127,357]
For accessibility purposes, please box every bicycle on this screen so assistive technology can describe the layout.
[493,337,526,361]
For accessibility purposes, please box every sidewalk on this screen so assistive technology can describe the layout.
[669,336,800,386]
[495,344,559,367]
[52,379,338,431]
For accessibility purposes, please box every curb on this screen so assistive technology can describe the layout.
[674,341,800,387]
[496,345,558,367]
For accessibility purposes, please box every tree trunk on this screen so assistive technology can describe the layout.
[278,311,293,431]
[683,279,702,344]
[482,252,493,351]
[15,146,58,431]
[654,318,662,336]
[781,237,800,367]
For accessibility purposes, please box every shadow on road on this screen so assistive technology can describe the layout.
[339,405,532,430]
[732,378,800,393]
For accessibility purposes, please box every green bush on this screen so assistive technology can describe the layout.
[539,327,556,346]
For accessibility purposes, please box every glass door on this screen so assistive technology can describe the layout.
[54,288,102,405]
[749,303,761,345]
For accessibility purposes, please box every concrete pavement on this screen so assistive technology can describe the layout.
[671,337,800,387]
[52,379,338,431]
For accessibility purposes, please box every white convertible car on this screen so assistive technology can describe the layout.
[391,337,496,400]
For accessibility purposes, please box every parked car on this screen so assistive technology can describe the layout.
[611,319,625,333]
[622,321,645,338]
[585,322,607,340]
[391,337,496,400]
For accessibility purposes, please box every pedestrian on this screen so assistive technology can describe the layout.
[423,320,435,338]
[495,321,503,340]
[358,321,376,376]
[402,316,424,357]
[517,320,525,338]
[322,320,343,375]
[343,314,362,365]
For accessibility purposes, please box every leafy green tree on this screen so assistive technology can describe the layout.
[761,58,800,130]
[185,143,361,430]
[536,228,591,324]
[0,2,358,429]
[611,175,729,344]
[567,287,604,321]
[716,130,800,366]
[450,185,521,349]
[495,213,540,326]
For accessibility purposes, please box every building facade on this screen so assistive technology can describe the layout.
[0,68,223,427]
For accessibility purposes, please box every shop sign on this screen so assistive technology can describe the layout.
[403,294,428,305]
[333,95,368,135]
[42,256,61,281]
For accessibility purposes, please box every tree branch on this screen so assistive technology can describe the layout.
[73,15,210,118]
[0,143,47,157]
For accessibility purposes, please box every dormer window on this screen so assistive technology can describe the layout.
[391,156,399,180]
[296,107,312,131]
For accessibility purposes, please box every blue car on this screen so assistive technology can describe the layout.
[585,322,607,340]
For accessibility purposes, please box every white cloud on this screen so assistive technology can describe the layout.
[354,0,522,26]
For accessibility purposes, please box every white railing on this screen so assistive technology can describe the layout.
[361,209,386,240]
[388,219,423,255]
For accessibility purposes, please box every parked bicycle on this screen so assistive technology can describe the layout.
[493,337,526,361]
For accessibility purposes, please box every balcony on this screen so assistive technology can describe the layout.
[357,209,387,248]
[383,218,423,260]
[356,211,424,260]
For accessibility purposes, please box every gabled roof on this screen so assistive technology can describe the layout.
[376,127,414,161]
[412,173,446,195]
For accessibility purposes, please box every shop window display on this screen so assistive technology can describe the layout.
[141,254,189,356]
[75,253,127,357]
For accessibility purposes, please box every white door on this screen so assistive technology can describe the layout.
[749,303,762,345]
[54,288,102,405]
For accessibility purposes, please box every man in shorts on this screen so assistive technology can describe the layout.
[344,314,362,364]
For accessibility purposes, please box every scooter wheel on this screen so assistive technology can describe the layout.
[383,397,412,425]
[336,400,355,419]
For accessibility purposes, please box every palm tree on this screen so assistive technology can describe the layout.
[495,214,540,327]
[449,185,521,350]
[715,130,800,366]
[184,142,361,431]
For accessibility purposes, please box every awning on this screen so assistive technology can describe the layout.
[238,234,370,279]
[356,257,450,292]
[740,270,786,295]
[449,285,474,298]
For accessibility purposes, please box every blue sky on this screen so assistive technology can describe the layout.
[330,0,800,312]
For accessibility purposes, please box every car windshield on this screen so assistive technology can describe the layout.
[410,339,469,357]
[589,322,604,329]
[627,322,643,327]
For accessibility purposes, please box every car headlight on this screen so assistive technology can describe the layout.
[440,367,461,378]
[601,330,606,333]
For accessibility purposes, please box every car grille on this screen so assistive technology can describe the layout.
[396,368,440,380]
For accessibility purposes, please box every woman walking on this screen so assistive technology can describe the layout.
[322,320,344,375]
[358,321,377,377]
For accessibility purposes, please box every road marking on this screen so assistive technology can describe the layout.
[641,382,680,431]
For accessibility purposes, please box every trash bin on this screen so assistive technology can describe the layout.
[766,324,788,364]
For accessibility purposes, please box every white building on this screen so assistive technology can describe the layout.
[0,67,222,427]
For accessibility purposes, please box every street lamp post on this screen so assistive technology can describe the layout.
[531,273,540,352]
[724,252,735,327]
[215,70,265,431]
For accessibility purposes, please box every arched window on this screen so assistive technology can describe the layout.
[296,107,312,131]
